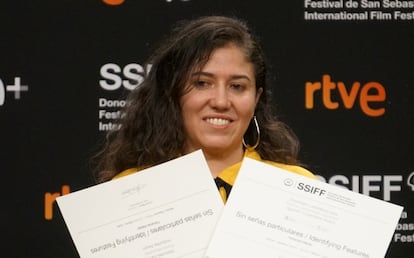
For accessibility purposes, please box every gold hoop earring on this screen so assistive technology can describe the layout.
[242,116,260,150]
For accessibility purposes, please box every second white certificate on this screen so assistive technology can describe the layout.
[205,158,403,258]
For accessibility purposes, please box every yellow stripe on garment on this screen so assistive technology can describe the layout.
[218,186,227,203]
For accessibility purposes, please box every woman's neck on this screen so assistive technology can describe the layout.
[202,147,245,178]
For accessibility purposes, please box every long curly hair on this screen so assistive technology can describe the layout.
[92,15,300,183]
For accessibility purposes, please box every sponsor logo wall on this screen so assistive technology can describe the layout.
[1,0,413,257]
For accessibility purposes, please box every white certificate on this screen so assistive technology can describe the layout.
[57,150,224,258]
[205,158,403,258]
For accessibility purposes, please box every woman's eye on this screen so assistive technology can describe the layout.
[230,83,244,91]
[194,80,209,88]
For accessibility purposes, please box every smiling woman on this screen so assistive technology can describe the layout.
[92,15,316,202]
[180,43,262,177]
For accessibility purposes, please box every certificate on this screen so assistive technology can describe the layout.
[57,150,224,258]
[205,158,403,258]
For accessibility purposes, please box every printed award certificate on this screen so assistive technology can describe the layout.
[205,158,403,258]
[57,150,224,258]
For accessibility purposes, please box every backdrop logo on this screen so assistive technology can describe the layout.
[102,0,191,5]
[0,77,29,107]
[305,74,386,117]
[102,0,125,5]
[408,171,414,191]
[0,79,4,105]
[99,63,151,91]
[317,174,403,201]
[44,185,70,220]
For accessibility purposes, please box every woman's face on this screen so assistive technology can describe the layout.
[180,43,262,155]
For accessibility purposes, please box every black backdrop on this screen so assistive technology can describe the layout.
[1,1,413,257]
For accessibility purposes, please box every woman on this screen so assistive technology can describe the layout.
[93,15,316,202]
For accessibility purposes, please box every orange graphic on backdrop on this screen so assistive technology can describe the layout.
[305,74,386,117]
[102,0,125,5]
[44,185,71,220]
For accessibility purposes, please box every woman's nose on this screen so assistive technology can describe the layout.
[210,86,230,109]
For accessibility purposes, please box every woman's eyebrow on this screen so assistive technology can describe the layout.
[191,71,251,81]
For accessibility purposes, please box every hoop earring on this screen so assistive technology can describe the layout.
[242,116,260,150]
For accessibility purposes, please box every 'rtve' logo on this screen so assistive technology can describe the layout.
[0,77,29,106]
[305,74,386,117]
[44,185,70,220]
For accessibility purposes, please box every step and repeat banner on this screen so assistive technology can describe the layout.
[1,0,413,257]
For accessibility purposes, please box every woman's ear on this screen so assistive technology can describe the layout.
[255,87,263,105]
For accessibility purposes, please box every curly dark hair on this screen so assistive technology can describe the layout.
[92,15,300,183]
